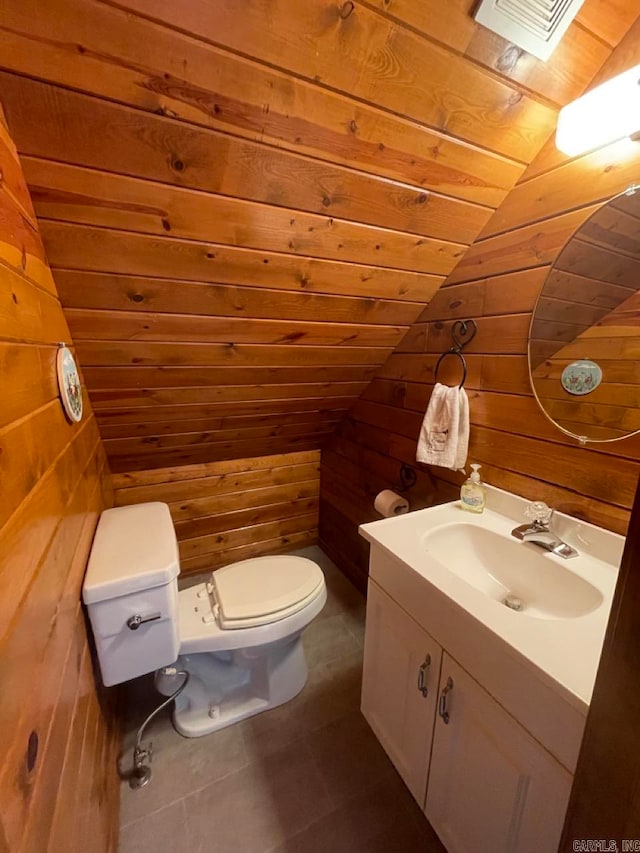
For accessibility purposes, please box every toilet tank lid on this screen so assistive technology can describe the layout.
[83,503,180,605]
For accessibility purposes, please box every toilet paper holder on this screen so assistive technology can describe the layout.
[396,463,417,492]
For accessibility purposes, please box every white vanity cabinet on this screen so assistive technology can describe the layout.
[359,491,621,852]
[361,581,442,804]
[362,580,573,853]
[426,653,572,853]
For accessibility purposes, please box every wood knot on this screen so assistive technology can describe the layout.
[26,731,39,773]
[171,156,185,172]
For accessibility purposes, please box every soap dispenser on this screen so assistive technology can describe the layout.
[460,464,487,513]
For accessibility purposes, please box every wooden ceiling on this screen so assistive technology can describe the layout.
[0,0,634,471]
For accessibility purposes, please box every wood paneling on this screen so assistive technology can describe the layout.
[113,451,320,576]
[0,0,623,472]
[24,158,480,255]
[52,271,421,326]
[3,0,638,597]
[90,0,558,159]
[320,18,640,582]
[0,107,118,853]
[560,476,640,849]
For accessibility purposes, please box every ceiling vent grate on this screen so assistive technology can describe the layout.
[474,0,586,61]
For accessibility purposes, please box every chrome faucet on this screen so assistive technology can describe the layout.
[511,501,578,559]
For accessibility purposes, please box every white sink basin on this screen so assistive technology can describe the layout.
[360,486,623,708]
[423,523,603,620]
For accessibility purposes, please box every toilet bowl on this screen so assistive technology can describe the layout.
[82,502,326,736]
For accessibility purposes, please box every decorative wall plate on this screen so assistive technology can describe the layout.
[560,360,603,396]
[57,344,83,422]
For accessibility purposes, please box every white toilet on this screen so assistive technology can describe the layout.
[82,502,326,737]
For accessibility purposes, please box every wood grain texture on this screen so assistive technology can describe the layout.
[113,451,320,577]
[24,157,483,254]
[320,18,640,584]
[97,0,559,160]
[0,0,623,471]
[0,0,521,206]
[560,477,640,847]
[0,107,118,853]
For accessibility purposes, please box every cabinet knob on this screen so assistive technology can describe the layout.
[417,654,431,697]
[439,676,454,724]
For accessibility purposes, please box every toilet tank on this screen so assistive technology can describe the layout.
[83,502,181,687]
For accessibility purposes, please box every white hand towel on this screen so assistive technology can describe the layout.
[416,383,469,471]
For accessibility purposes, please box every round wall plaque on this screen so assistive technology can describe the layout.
[57,344,83,423]
[560,360,603,396]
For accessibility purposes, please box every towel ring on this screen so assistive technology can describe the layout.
[433,319,477,389]
[433,350,467,388]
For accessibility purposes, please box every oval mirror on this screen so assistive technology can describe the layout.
[529,185,640,444]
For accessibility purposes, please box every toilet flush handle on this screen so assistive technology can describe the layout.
[127,612,162,631]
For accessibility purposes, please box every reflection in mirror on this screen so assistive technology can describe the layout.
[529,186,640,443]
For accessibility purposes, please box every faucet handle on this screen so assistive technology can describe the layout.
[524,501,553,526]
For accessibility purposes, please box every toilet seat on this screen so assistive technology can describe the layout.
[211,556,325,629]
[178,574,326,656]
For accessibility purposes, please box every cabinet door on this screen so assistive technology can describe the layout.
[425,654,572,853]
[361,581,442,806]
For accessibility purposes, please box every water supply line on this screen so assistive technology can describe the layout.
[129,667,190,790]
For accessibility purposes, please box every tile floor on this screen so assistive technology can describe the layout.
[118,546,445,853]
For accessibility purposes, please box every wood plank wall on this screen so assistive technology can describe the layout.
[0,108,118,852]
[559,476,640,848]
[320,15,640,590]
[113,451,320,577]
[0,0,631,474]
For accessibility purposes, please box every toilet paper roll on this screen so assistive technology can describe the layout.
[374,490,409,518]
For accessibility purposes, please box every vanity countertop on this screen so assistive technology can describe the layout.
[360,485,623,713]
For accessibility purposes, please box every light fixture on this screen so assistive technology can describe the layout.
[556,64,640,157]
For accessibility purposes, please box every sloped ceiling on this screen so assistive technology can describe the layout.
[1,0,636,471]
